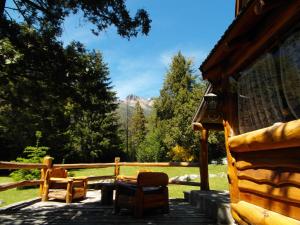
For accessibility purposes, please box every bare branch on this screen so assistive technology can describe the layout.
[21,0,48,14]
[4,9,14,21]
[4,6,19,11]
[12,0,31,25]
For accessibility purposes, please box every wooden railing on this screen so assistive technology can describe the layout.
[0,157,201,192]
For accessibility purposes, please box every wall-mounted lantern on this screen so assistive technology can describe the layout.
[204,93,218,110]
[204,93,221,121]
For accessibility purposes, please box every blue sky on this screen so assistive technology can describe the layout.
[44,1,236,99]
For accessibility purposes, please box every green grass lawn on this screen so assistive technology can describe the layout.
[0,164,228,207]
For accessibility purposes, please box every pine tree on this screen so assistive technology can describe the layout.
[129,101,146,161]
[0,22,122,162]
[154,52,206,161]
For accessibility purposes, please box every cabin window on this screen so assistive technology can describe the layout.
[237,30,300,134]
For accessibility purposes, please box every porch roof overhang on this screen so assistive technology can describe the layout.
[200,0,300,83]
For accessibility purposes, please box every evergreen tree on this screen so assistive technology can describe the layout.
[129,101,146,161]
[0,21,122,162]
[154,52,206,161]
[136,107,166,162]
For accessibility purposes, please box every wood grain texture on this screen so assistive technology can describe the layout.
[53,163,115,169]
[0,180,42,192]
[238,169,300,186]
[0,197,215,225]
[231,201,300,225]
[200,129,209,190]
[240,191,300,221]
[224,121,240,203]
[119,162,200,167]
[239,179,300,204]
[229,119,300,152]
[0,161,46,169]
[86,175,115,181]
[235,147,300,170]
[236,158,300,170]
[231,207,250,225]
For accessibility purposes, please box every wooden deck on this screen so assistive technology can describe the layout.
[0,190,217,225]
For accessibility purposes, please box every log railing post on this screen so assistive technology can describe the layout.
[200,129,209,190]
[40,156,53,198]
[114,157,120,178]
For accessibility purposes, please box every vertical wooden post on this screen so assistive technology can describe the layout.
[40,156,53,199]
[66,180,73,204]
[224,121,239,203]
[200,129,209,190]
[114,157,120,178]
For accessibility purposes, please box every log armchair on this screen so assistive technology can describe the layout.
[114,172,169,217]
[41,167,87,203]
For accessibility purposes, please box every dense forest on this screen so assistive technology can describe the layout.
[0,0,224,165]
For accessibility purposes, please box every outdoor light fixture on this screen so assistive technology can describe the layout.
[204,93,220,121]
[204,93,218,110]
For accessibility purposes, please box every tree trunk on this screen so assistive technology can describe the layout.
[0,0,6,19]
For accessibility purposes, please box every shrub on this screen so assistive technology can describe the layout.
[10,131,49,182]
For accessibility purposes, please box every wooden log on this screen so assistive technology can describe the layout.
[53,163,115,169]
[0,161,46,169]
[240,191,300,221]
[239,179,300,204]
[238,169,300,186]
[231,207,250,225]
[40,156,53,197]
[224,121,240,203]
[86,175,115,181]
[229,119,300,152]
[114,157,120,177]
[200,129,209,190]
[168,181,201,186]
[236,157,300,170]
[235,147,300,170]
[0,180,42,192]
[231,201,300,225]
[118,162,200,167]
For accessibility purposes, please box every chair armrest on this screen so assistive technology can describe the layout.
[50,177,73,183]
[116,175,137,184]
[70,176,87,180]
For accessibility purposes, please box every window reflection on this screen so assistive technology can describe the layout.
[237,30,300,134]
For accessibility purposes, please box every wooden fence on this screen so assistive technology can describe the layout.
[0,157,201,192]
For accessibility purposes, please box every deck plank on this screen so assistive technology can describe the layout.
[0,190,216,225]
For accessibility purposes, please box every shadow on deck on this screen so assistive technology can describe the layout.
[0,190,216,225]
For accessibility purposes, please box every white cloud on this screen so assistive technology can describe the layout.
[114,70,161,99]
[109,56,163,99]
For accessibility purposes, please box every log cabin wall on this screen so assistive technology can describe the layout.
[198,1,300,223]
[222,24,300,222]
[228,120,300,221]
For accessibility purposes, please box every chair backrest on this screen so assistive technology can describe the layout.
[137,172,168,187]
[50,168,68,178]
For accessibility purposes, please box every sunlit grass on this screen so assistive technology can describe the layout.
[0,164,228,207]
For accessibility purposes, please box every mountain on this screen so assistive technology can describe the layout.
[117,95,155,117]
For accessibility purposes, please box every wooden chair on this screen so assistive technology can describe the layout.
[41,167,87,203]
[114,172,169,217]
